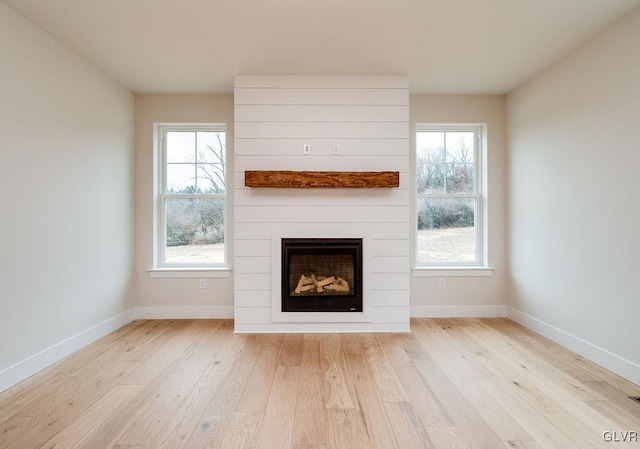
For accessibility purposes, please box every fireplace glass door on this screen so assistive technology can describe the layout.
[282,238,363,312]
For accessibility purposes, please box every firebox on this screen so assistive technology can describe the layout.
[281,238,363,312]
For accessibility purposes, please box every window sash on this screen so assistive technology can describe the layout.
[161,128,226,196]
[162,193,226,200]
[156,125,227,268]
[416,125,483,267]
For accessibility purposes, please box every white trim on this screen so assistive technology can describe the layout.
[270,224,375,324]
[507,307,640,386]
[154,123,228,269]
[234,322,410,333]
[411,305,507,318]
[147,268,231,279]
[0,309,136,393]
[415,124,488,267]
[134,306,234,320]
[412,267,494,277]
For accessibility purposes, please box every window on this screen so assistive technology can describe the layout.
[156,124,227,267]
[416,125,483,266]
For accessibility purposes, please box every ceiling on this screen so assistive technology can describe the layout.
[3,0,639,94]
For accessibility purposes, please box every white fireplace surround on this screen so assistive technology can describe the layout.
[271,225,373,324]
[233,75,410,333]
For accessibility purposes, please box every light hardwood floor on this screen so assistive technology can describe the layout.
[1,318,639,449]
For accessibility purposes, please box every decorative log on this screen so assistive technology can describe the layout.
[325,283,349,292]
[245,171,399,189]
[294,273,352,294]
[317,276,336,287]
[295,274,315,293]
[336,277,350,290]
[310,274,323,293]
[294,275,306,294]
[301,276,314,286]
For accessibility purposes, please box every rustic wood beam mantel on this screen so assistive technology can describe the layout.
[244,170,400,188]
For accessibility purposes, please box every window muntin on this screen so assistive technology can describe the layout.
[158,126,226,267]
[416,126,482,266]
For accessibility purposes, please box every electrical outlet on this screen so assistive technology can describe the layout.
[438,278,446,289]
[199,279,206,289]
[303,143,311,154]
[332,144,340,155]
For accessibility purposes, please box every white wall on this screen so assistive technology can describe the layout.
[134,92,508,324]
[134,94,234,315]
[234,76,410,332]
[410,95,507,316]
[507,8,640,384]
[0,3,135,390]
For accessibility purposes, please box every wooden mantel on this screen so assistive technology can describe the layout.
[244,170,400,189]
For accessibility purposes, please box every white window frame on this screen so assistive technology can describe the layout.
[414,123,488,271]
[152,123,229,273]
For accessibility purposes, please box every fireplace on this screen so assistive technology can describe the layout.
[233,75,410,332]
[281,238,363,312]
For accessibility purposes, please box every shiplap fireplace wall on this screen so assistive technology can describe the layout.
[233,75,410,332]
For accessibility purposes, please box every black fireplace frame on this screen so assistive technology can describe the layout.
[281,238,363,312]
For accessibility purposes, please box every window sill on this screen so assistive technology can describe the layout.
[147,268,232,279]
[412,267,494,277]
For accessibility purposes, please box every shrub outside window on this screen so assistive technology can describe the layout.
[157,125,226,267]
[416,125,483,266]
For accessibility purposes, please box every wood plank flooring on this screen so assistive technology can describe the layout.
[1,318,639,449]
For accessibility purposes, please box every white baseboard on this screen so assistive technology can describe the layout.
[234,322,410,333]
[411,304,507,318]
[507,307,640,386]
[134,306,234,320]
[0,308,136,393]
